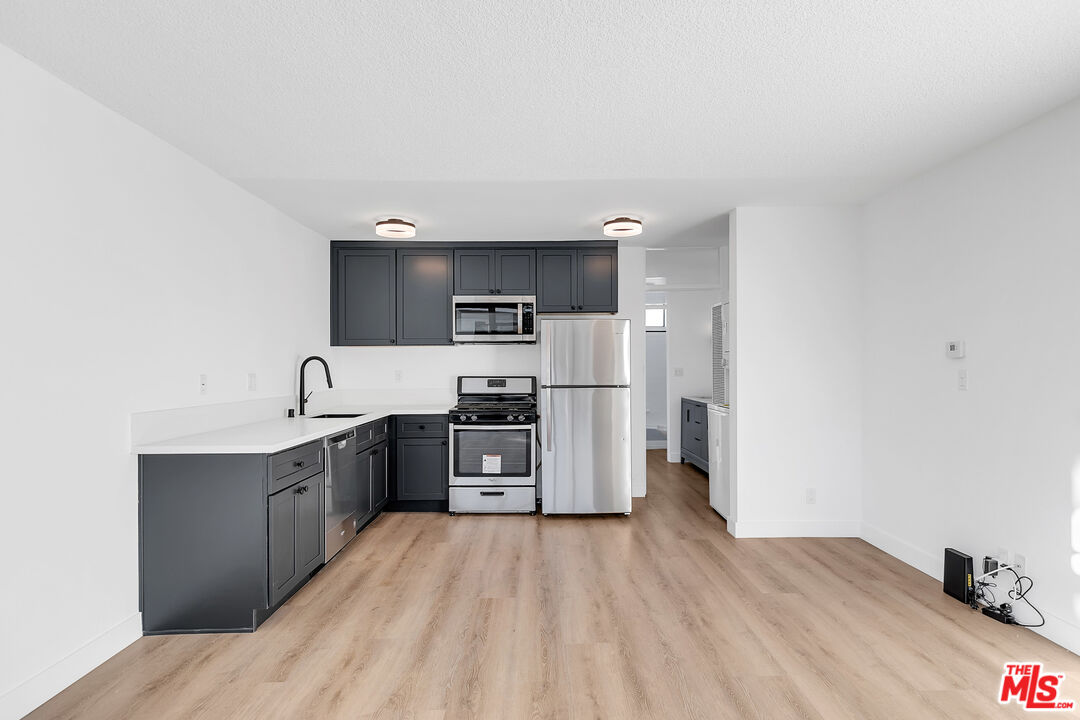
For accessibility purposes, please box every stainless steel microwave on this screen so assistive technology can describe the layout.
[452,296,536,343]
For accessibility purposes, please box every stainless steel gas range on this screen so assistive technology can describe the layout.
[448,376,538,515]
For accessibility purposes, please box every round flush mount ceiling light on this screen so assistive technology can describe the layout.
[603,216,643,237]
[375,218,416,238]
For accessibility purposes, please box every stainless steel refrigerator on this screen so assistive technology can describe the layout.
[539,318,632,514]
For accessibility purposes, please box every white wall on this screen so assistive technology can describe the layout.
[327,345,539,396]
[0,45,328,719]
[860,97,1080,654]
[646,246,727,290]
[729,207,863,537]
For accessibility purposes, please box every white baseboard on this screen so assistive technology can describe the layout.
[1034,609,1080,657]
[859,522,941,581]
[0,612,142,720]
[859,523,1080,657]
[730,519,861,538]
[645,440,667,450]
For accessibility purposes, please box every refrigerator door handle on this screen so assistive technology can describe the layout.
[543,388,554,448]
[543,330,553,386]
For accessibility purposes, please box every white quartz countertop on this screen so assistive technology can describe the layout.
[133,403,452,455]
[683,395,712,404]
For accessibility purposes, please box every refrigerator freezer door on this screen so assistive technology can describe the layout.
[541,387,632,514]
[540,318,631,387]
[707,405,729,518]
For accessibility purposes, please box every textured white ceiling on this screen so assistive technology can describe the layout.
[3,1,1079,244]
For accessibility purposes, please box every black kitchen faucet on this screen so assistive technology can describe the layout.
[298,355,333,415]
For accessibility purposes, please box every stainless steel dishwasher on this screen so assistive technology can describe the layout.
[324,428,359,561]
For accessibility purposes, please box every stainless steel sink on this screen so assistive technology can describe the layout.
[310,413,365,419]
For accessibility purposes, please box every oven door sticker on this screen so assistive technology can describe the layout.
[482,454,502,474]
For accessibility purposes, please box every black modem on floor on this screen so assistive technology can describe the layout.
[943,548,974,604]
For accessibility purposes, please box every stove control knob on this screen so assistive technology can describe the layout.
[470,414,478,422]
[518,414,526,422]
[507,414,515,421]
[459,414,467,422]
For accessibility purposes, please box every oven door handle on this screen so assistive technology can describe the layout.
[448,424,533,431]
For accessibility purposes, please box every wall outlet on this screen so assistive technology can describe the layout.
[958,369,968,391]
[673,367,684,377]
[199,374,208,395]
[1012,553,1026,577]
[247,373,257,391]
[805,487,816,505]
[394,369,403,383]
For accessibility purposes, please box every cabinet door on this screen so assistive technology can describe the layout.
[495,249,536,295]
[371,443,388,509]
[333,248,397,345]
[356,447,373,520]
[536,249,577,312]
[396,437,449,501]
[295,476,324,579]
[397,249,453,345]
[680,400,695,456]
[691,404,707,459]
[577,248,618,312]
[268,485,298,606]
[454,249,495,295]
[268,476,323,606]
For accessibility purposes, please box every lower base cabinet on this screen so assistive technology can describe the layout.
[396,437,449,501]
[680,398,709,473]
[389,415,450,511]
[268,475,324,607]
[138,415,447,636]
[139,444,327,635]
[356,439,389,526]
[371,442,389,511]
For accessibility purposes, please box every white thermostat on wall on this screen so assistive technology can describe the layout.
[946,340,966,359]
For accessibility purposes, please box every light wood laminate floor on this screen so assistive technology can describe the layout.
[28,451,1079,719]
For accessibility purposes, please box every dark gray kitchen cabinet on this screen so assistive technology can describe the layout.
[371,443,389,511]
[332,248,397,345]
[495,248,536,295]
[537,248,618,313]
[397,249,453,345]
[396,437,449,501]
[356,445,373,521]
[537,249,577,312]
[332,242,615,342]
[140,441,327,634]
[454,249,495,295]
[578,248,619,312]
[268,475,324,607]
[454,248,536,296]
[679,397,708,474]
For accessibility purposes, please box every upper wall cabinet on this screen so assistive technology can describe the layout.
[397,249,454,345]
[537,248,618,313]
[332,248,397,345]
[453,248,536,296]
[331,247,453,346]
[332,242,617,345]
